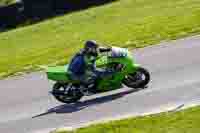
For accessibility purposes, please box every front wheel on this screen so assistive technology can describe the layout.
[123,67,150,88]
[51,82,83,104]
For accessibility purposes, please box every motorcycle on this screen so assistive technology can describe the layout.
[44,46,150,103]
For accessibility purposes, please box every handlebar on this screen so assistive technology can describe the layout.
[99,47,112,53]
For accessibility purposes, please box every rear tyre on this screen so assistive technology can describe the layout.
[123,67,150,88]
[52,82,83,104]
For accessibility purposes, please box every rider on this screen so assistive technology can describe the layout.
[68,40,113,91]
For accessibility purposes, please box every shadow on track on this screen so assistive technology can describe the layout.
[32,88,145,118]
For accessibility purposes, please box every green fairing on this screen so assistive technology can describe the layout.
[46,65,69,82]
[95,52,139,91]
[46,47,140,91]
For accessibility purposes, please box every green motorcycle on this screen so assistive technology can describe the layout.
[45,46,150,103]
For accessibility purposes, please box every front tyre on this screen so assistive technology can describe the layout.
[123,67,150,88]
[52,82,83,104]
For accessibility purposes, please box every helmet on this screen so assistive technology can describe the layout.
[84,40,98,56]
[84,40,98,49]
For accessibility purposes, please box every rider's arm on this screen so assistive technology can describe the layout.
[69,55,85,74]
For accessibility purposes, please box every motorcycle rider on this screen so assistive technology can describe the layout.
[68,40,113,93]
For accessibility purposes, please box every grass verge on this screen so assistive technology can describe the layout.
[0,0,15,6]
[52,105,200,133]
[1,0,200,79]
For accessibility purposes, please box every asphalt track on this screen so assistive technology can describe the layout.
[0,36,200,133]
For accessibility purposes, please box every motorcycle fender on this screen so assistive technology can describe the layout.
[133,63,141,68]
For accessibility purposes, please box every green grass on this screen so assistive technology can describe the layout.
[1,0,200,78]
[53,106,200,133]
[0,0,15,6]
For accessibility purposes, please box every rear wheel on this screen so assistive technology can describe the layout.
[123,67,150,88]
[52,82,83,104]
